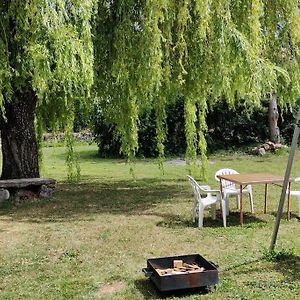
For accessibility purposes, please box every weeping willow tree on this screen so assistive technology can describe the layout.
[1,1,300,181]
[0,0,94,179]
[93,0,300,179]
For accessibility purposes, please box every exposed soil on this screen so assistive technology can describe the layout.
[96,281,126,297]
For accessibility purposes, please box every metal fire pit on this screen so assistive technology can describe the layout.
[142,254,219,292]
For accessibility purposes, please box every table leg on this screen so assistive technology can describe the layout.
[240,185,243,225]
[264,184,268,214]
[287,181,291,220]
[219,179,223,196]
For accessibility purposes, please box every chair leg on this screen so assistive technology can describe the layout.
[221,200,227,228]
[198,205,204,228]
[236,195,240,210]
[211,204,216,220]
[249,192,254,213]
[192,208,196,222]
[225,196,230,216]
[224,197,230,216]
[192,201,197,222]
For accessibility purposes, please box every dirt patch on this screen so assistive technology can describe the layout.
[96,281,126,297]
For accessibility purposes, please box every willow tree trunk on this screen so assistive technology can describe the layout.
[0,88,40,179]
[268,92,280,143]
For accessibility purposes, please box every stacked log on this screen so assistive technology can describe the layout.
[155,260,206,276]
[251,141,287,156]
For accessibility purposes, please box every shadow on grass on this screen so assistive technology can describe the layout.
[270,211,300,222]
[221,257,262,273]
[0,178,188,222]
[273,254,300,283]
[134,278,210,299]
[0,178,267,228]
[222,254,300,285]
[134,279,160,299]
[156,211,266,229]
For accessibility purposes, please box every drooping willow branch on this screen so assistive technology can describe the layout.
[1,1,300,181]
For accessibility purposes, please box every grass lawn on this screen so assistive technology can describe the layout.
[0,144,300,299]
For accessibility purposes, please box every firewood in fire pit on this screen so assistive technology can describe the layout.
[155,262,206,276]
[183,263,199,269]
[155,268,173,275]
[173,260,183,268]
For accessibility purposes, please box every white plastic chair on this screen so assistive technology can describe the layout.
[187,175,227,228]
[286,177,300,218]
[215,168,254,215]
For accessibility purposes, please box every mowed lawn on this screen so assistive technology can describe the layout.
[0,144,300,299]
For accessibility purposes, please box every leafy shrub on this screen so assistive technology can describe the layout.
[91,97,297,158]
[205,100,269,152]
[92,100,186,158]
[91,105,122,158]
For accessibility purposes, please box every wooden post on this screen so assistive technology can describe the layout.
[270,106,300,251]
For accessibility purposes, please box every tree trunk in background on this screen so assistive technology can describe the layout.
[268,92,280,143]
[0,88,39,179]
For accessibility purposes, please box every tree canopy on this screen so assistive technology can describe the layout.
[1,0,300,180]
[0,0,95,179]
[93,0,300,178]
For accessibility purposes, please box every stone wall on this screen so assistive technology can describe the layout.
[43,129,93,143]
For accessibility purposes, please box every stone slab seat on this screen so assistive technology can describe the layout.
[0,177,56,189]
[0,178,56,202]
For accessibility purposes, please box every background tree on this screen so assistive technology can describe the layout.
[0,0,95,179]
[269,92,280,143]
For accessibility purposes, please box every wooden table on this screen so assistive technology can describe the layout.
[216,173,292,225]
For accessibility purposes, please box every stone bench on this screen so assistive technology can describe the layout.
[0,177,56,203]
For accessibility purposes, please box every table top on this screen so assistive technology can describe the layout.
[216,173,292,185]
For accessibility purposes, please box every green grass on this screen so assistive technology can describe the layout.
[0,144,300,299]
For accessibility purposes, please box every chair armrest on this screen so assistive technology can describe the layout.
[199,185,211,190]
[199,185,222,196]
[202,187,221,194]
[206,189,221,193]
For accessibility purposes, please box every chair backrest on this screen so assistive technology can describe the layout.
[187,175,201,202]
[187,175,211,202]
[215,168,239,189]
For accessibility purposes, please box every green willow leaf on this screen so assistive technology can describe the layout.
[2,1,300,180]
